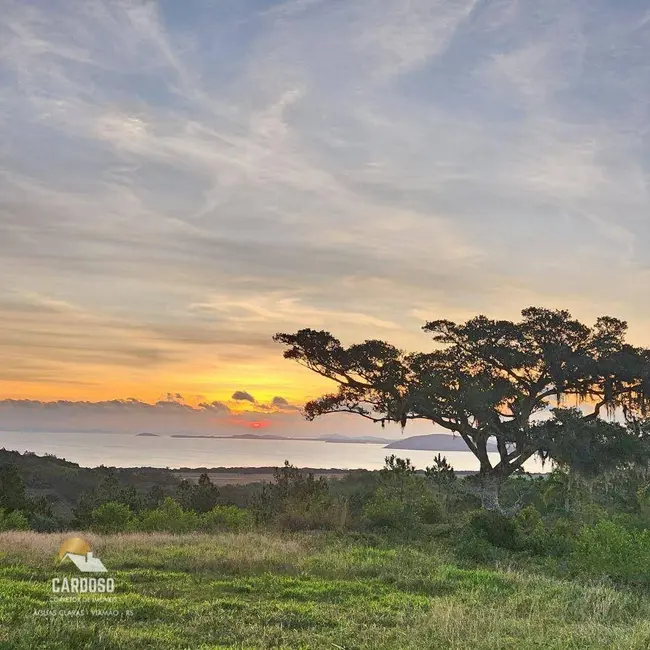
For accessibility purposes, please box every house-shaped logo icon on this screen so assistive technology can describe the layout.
[61,551,107,573]
[58,537,107,573]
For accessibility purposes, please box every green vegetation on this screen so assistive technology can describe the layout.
[4,450,650,588]
[2,529,650,649]
[1,454,650,649]
[2,452,650,647]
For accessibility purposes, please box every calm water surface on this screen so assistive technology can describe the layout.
[0,430,548,472]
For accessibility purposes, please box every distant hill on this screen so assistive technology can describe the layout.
[317,434,393,444]
[384,434,497,452]
[167,433,393,444]
[0,449,182,519]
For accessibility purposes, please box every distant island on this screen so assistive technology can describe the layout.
[148,432,494,452]
[384,434,497,452]
[136,432,159,437]
[322,434,393,444]
[167,433,394,444]
[170,433,284,440]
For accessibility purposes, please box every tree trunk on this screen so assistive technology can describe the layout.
[466,472,523,516]
[478,475,503,513]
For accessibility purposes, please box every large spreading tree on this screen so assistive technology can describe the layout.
[274,308,650,512]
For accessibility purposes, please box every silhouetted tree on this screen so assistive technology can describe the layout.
[191,474,221,513]
[175,474,220,513]
[425,454,456,486]
[275,308,650,513]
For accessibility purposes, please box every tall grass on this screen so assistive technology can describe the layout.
[1,530,650,649]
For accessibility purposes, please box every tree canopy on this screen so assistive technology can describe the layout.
[274,308,650,511]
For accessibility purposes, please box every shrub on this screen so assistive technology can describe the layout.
[420,495,444,525]
[0,463,28,512]
[363,487,443,535]
[276,498,351,532]
[571,520,650,585]
[200,505,254,532]
[454,534,503,565]
[90,501,135,534]
[610,512,647,532]
[275,511,312,532]
[29,513,61,533]
[0,509,29,531]
[139,497,199,533]
[636,484,650,526]
[251,461,330,526]
[511,507,575,557]
[468,510,520,550]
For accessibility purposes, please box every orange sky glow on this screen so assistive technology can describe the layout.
[1,1,649,439]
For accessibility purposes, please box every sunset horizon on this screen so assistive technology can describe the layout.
[3,1,650,440]
[3,3,650,645]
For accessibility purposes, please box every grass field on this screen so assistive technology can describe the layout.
[1,531,649,650]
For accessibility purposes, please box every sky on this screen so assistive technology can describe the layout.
[1,0,649,437]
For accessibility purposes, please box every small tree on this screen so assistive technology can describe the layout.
[364,456,443,532]
[275,308,650,513]
[192,474,221,513]
[139,497,198,533]
[252,461,329,525]
[425,454,456,486]
[73,468,143,526]
[176,474,220,513]
[0,509,29,531]
[379,455,416,499]
[91,501,134,534]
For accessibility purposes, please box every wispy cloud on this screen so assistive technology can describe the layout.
[1,0,649,414]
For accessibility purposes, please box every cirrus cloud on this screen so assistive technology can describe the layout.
[0,0,649,415]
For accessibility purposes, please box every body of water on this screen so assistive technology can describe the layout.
[0,430,548,473]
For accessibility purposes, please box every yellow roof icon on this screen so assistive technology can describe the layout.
[59,537,91,561]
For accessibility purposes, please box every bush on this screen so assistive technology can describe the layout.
[511,507,575,557]
[363,487,443,535]
[420,495,444,525]
[29,513,61,532]
[91,501,135,534]
[251,461,330,525]
[571,520,650,585]
[0,509,29,531]
[468,510,520,550]
[275,511,313,532]
[200,505,254,532]
[454,534,503,565]
[275,498,351,532]
[139,497,199,533]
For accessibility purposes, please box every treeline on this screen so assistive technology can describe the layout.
[0,448,267,525]
[0,458,253,533]
[3,451,650,587]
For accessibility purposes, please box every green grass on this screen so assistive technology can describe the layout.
[0,531,649,649]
